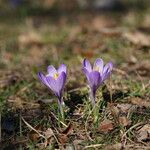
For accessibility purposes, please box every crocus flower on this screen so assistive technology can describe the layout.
[82,58,113,105]
[38,64,67,107]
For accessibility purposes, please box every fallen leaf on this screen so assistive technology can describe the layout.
[129,97,150,108]
[104,143,122,150]
[43,0,55,8]
[18,31,42,48]
[44,128,54,139]
[92,16,116,31]
[62,123,73,136]
[98,120,114,132]
[58,134,68,145]
[108,103,120,118]
[124,31,150,47]
[58,123,74,144]
[73,140,84,150]
[137,124,150,141]
[117,103,132,113]
[98,28,121,37]
[104,143,150,150]
[28,125,42,141]
[118,116,131,127]
[127,61,150,77]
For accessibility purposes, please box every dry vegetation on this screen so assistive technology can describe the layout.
[0,1,150,149]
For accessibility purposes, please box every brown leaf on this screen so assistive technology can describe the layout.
[44,128,54,139]
[43,0,55,7]
[108,103,120,117]
[124,31,150,47]
[117,103,132,113]
[104,143,122,150]
[137,124,150,141]
[62,123,73,136]
[58,134,68,145]
[92,16,116,31]
[129,97,150,108]
[58,123,74,144]
[28,125,42,141]
[98,120,114,132]
[81,50,94,59]
[118,116,131,127]
[18,31,42,48]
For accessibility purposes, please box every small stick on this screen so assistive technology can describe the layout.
[21,116,46,140]
[84,144,103,149]
[50,112,67,127]
[122,122,142,139]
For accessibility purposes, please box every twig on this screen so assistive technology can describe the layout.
[84,144,103,149]
[122,122,143,139]
[21,116,46,140]
[50,112,68,127]
[68,86,87,93]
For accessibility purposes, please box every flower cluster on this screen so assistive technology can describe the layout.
[38,58,113,120]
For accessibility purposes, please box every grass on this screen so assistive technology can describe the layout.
[0,3,150,149]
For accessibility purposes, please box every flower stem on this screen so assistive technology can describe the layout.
[90,89,96,107]
[58,97,65,123]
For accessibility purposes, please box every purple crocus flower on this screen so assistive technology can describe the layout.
[82,58,113,105]
[38,64,67,107]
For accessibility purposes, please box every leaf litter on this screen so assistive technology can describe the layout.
[0,2,150,149]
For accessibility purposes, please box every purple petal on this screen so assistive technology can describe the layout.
[56,72,66,92]
[88,71,101,90]
[58,64,67,74]
[47,65,57,77]
[102,61,113,81]
[94,58,104,73]
[82,67,90,80]
[46,76,58,95]
[38,72,49,87]
[83,59,92,72]
[46,72,66,98]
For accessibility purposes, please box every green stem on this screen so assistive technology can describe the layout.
[58,97,65,123]
[90,89,96,107]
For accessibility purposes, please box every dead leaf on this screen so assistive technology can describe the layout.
[117,103,132,113]
[81,50,94,59]
[28,125,42,141]
[43,0,55,8]
[73,140,84,150]
[7,96,24,109]
[58,134,68,145]
[104,143,150,150]
[104,143,122,150]
[18,31,42,48]
[44,128,54,139]
[62,123,73,136]
[0,74,19,88]
[98,28,121,37]
[58,123,74,144]
[108,103,120,118]
[98,120,114,132]
[137,124,150,141]
[124,31,150,47]
[92,16,116,31]
[129,97,150,108]
[118,116,131,127]
[127,60,150,77]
